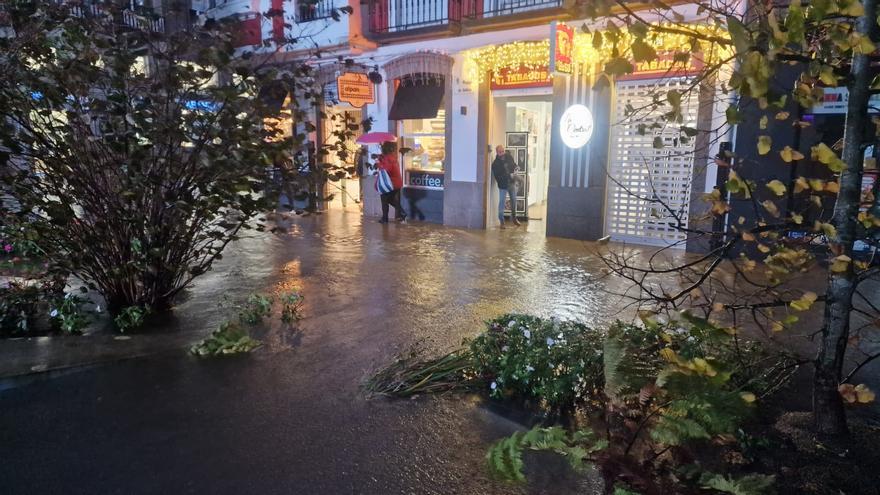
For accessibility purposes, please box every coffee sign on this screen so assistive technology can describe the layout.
[560,104,594,149]
[336,72,374,108]
[407,170,444,189]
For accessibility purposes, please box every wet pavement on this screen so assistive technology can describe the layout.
[0,211,634,494]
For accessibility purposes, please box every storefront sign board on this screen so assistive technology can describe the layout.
[490,66,552,90]
[560,104,594,149]
[550,21,574,75]
[337,72,375,108]
[618,51,705,81]
[811,87,880,114]
[407,170,444,189]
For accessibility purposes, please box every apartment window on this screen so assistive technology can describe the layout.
[296,0,331,22]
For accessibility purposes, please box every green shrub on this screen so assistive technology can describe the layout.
[0,283,42,335]
[469,314,605,412]
[114,306,148,333]
[279,291,304,324]
[190,321,261,356]
[486,313,789,494]
[238,294,273,325]
[49,293,89,334]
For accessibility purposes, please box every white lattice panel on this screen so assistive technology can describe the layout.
[605,78,698,247]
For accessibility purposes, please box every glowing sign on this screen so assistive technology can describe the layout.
[560,104,594,149]
[337,72,375,108]
[550,21,574,75]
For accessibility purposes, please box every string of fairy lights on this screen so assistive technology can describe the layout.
[463,24,732,85]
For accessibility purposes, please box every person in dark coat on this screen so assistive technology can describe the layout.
[491,145,520,228]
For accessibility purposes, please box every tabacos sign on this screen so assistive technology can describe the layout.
[550,21,574,75]
[491,66,552,90]
[618,51,705,81]
[336,72,375,108]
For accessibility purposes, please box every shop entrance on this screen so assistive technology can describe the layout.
[490,90,553,224]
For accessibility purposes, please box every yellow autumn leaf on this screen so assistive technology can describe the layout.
[742,232,756,242]
[791,213,804,224]
[659,347,678,363]
[809,178,825,191]
[740,392,757,403]
[760,115,768,129]
[855,384,876,403]
[810,195,824,208]
[771,320,785,332]
[841,0,865,16]
[742,259,757,272]
[839,383,876,404]
[776,111,790,120]
[812,142,847,172]
[738,216,746,225]
[831,255,852,272]
[853,33,876,54]
[766,179,787,196]
[780,146,805,163]
[711,200,731,215]
[757,244,771,253]
[758,135,772,155]
[817,222,837,238]
[762,200,780,217]
[825,181,840,193]
[791,291,818,311]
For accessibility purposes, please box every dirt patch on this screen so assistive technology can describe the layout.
[748,411,880,494]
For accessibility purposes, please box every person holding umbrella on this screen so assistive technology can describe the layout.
[375,140,406,223]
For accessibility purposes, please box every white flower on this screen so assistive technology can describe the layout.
[49,309,59,318]
[490,381,498,390]
[64,292,72,299]
[523,329,531,339]
[95,305,102,313]
[507,320,516,328]
[557,333,563,339]
[546,337,556,346]
[501,346,509,353]
[525,365,535,372]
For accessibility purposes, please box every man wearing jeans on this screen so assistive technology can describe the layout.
[491,145,521,228]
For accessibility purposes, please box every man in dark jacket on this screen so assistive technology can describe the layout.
[491,145,520,228]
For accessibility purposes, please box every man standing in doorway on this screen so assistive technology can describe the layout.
[492,145,520,228]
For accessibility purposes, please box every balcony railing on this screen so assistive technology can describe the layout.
[367,0,564,35]
[56,1,165,32]
[462,0,562,19]
[295,0,334,22]
[368,0,458,34]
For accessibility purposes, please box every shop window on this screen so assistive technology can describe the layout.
[399,110,445,173]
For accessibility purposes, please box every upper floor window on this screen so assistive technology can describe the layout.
[296,0,332,22]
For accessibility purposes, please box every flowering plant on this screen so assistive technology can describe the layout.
[468,314,605,412]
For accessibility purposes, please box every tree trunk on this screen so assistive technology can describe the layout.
[813,0,877,437]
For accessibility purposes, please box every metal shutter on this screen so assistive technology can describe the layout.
[605,78,698,247]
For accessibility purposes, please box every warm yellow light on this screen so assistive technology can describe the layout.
[463,23,732,83]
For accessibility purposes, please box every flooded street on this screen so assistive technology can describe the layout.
[0,211,640,494]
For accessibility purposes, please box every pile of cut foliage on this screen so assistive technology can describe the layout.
[366,313,797,494]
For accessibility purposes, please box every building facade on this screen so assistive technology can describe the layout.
[200,0,735,250]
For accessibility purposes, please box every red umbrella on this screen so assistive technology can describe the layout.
[356,132,397,144]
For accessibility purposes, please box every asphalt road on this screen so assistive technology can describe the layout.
[1,211,613,494]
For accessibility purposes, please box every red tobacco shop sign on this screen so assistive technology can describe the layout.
[618,51,705,81]
[491,66,552,90]
[550,21,574,75]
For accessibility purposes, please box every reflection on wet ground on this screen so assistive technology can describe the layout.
[0,211,654,494]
